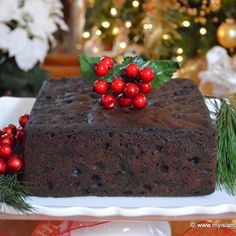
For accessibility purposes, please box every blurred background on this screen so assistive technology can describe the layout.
[0,0,236,96]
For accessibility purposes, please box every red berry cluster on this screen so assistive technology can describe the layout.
[93,57,155,109]
[0,114,29,175]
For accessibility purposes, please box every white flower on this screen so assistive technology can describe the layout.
[15,39,37,71]
[0,0,20,22]
[22,0,68,39]
[53,16,69,32]
[32,38,49,63]
[23,0,51,24]
[0,24,10,50]
[15,38,49,71]
[22,0,50,38]
[48,0,64,14]
[0,0,68,71]
[8,28,29,57]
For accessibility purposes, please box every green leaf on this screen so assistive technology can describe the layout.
[153,60,180,77]
[79,54,100,84]
[151,60,180,89]
[123,56,136,64]
[152,74,170,89]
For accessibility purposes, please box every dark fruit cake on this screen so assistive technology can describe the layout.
[22,78,216,197]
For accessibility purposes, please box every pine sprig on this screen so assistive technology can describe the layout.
[0,175,32,213]
[215,96,236,195]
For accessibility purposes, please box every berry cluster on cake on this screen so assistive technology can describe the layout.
[93,56,155,109]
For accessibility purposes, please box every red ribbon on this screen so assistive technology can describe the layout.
[32,221,110,236]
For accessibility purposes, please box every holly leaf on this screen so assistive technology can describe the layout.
[132,57,145,66]
[123,56,136,64]
[152,74,171,89]
[79,54,100,84]
[153,60,180,77]
[151,60,180,89]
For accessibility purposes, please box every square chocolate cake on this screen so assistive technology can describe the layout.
[22,78,216,197]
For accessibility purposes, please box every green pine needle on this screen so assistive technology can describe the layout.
[0,175,32,213]
[215,96,236,195]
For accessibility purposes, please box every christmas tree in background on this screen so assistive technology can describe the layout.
[82,0,236,63]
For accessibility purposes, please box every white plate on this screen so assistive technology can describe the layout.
[0,96,236,220]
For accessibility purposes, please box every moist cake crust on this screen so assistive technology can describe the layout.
[23,78,216,197]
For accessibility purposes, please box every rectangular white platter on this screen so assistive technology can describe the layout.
[0,96,236,221]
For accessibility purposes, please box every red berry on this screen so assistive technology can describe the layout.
[7,156,23,173]
[16,128,25,142]
[19,114,29,128]
[2,127,12,136]
[125,63,140,78]
[100,94,116,109]
[132,94,147,109]
[139,67,155,82]
[93,80,109,94]
[100,56,114,69]
[0,159,7,174]
[94,63,109,77]
[8,124,17,134]
[118,94,132,107]
[0,144,13,158]
[2,124,17,136]
[139,82,152,94]
[123,83,140,98]
[3,133,15,141]
[0,136,15,147]
[110,77,125,94]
